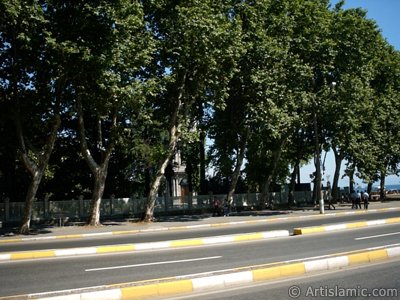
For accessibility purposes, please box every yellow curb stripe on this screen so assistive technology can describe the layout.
[210,223,230,228]
[252,266,282,281]
[0,239,22,243]
[158,280,193,296]
[170,239,204,247]
[56,234,85,239]
[268,218,281,222]
[295,216,400,235]
[348,252,369,265]
[112,230,140,235]
[11,250,55,260]
[310,227,326,233]
[122,284,158,299]
[386,217,400,224]
[252,262,305,281]
[96,245,135,253]
[368,249,388,261]
[247,220,263,224]
[346,221,368,229]
[280,262,306,276]
[234,233,263,242]
[169,226,187,231]
[121,280,193,299]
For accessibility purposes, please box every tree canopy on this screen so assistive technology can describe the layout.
[1,0,399,229]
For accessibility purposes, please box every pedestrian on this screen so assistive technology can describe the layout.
[223,199,230,217]
[326,183,335,210]
[212,198,221,217]
[362,190,369,209]
[327,193,335,210]
[356,190,362,209]
[350,190,359,209]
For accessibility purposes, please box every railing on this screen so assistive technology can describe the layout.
[0,191,314,223]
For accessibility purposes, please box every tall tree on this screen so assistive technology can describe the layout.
[1,0,68,233]
[326,4,382,201]
[61,0,153,226]
[233,0,328,207]
[368,43,400,199]
[141,0,242,221]
[289,0,336,206]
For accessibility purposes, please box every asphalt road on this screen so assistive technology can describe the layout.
[180,257,400,300]
[0,222,399,297]
[1,210,399,252]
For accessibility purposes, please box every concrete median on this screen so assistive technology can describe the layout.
[4,244,399,300]
[2,207,400,244]
[0,230,289,262]
[293,216,400,235]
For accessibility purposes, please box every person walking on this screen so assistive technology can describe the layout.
[362,191,369,210]
[356,190,362,209]
[326,182,335,210]
[350,190,357,209]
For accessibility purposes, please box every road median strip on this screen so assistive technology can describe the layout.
[3,244,399,300]
[2,207,399,244]
[293,216,400,235]
[0,230,289,261]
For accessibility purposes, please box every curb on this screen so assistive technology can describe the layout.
[5,244,400,300]
[293,216,400,235]
[1,207,399,244]
[0,230,289,261]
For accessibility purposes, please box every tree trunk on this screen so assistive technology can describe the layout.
[142,155,173,222]
[367,182,373,195]
[77,98,116,226]
[259,140,286,209]
[19,171,42,234]
[142,122,179,222]
[259,175,273,209]
[288,162,299,206]
[17,114,61,234]
[199,131,207,195]
[227,129,248,205]
[379,169,386,200]
[348,167,355,192]
[332,147,343,202]
[87,168,108,226]
[141,72,187,222]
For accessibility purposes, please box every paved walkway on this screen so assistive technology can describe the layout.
[1,200,399,241]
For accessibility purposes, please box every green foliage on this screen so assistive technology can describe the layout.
[1,0,400,203]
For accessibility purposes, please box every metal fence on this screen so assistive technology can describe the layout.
[0,191,314,223]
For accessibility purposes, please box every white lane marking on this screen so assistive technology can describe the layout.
[355,231,400,240]
[85,256,222,272]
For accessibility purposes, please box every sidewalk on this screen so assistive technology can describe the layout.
[1,200,399,241]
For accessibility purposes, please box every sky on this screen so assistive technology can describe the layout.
[301,0,400,188]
